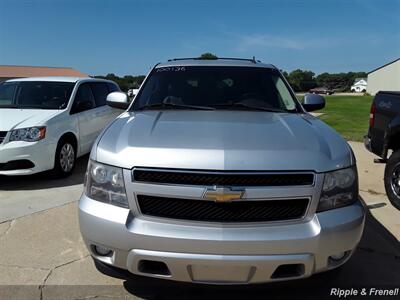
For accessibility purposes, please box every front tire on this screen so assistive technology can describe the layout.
[52,139,76,178]
[384,150,400,210]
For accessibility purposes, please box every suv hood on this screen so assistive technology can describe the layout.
[0,108,60,131]
[95,111,353,173]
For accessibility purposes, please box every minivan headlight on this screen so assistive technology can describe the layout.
[85,160,129,208]
[9,127,46,142]
[317,166,358,212]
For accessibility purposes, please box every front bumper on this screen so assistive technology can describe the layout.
[79,195,365,284]
[0,140,56,175]
[364,135,372,152]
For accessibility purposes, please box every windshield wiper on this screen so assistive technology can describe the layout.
[137,102,215,111]
[0,104,19,108]
[0,104,53,109]
[212,102,287,112]
[18,106,46,109]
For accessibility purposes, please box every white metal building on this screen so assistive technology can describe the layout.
[367,58,400,95]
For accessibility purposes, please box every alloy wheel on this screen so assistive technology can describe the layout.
[390,163,400,197]
[59,143,75,173]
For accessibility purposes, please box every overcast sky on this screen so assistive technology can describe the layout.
[1,0,399,76]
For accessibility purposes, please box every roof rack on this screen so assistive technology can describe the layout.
[167,58,200,62]
[167,57,260,64]
[219,57,259,63]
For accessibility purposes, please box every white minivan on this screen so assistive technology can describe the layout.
[0,77,124,177]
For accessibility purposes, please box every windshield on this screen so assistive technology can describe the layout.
[0,81,75,109]
[132,66,298,112]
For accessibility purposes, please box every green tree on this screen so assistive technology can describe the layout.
[94,74,146,92]
[316,71,367,92]
[287,69,316,92]
[199,52,218,60]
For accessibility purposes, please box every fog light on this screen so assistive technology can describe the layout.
[329,252,346,261]
[94,245,112,256]
[330,252,346,261]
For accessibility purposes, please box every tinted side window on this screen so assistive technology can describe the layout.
[90,82,109,107]
[72,83,95,113]
[107,82,120,93]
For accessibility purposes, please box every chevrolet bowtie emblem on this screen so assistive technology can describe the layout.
[203,186,244,203]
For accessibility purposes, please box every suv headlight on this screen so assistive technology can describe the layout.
[85,160,129,208]
[317,166,358,212]
[9,127,46,142]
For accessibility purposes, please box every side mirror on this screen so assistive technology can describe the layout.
[302,93,325,112]
[106,92,129,109]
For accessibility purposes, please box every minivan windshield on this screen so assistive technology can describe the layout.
[0,81,75,109]
[132,66,298,112]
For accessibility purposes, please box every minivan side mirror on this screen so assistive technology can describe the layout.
[106,92,129,110]
[302,93,325,112]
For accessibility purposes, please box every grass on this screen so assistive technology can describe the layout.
[317,95,373,142]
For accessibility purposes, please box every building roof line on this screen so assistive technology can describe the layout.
[368,58,400,74]
[0,65,76,69]
[0,65,88,78]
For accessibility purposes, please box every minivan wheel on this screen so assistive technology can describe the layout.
[384,150,400,210]
[52,139,76,178]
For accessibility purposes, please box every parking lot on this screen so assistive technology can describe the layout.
[0,142,399,300]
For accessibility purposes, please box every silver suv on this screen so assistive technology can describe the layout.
[79,58,365,284]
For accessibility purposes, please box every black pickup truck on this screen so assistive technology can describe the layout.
[365,91,400,209]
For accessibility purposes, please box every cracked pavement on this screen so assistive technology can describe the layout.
[0,142,399,299]
[0,202,133,299]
